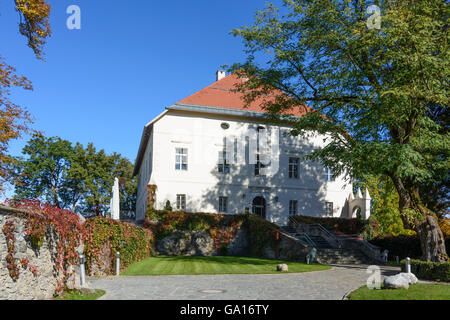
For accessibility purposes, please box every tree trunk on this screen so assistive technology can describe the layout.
[416,214,448,262]
[392,176,448,263]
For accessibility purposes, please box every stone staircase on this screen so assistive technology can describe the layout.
[315,248,374,265]
[280,223,380,265]
[308,235,333,249]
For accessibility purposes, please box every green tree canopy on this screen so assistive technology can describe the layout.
[12,134,137,215]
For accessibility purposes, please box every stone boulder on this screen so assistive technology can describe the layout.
[399,272,418,284]
[277,264,288,272]
[156,231,216,256]
[383,274,410,289]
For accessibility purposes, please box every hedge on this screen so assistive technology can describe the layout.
[84,217,154,275]
[370,235,450,261]
[145,210,247,238]
[246,214,280,257]
[291,215,364,234]
[401,259,450,282]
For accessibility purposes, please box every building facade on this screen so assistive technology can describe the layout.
[133,72,369,225]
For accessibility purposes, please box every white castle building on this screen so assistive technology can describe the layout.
[133,71,370,225]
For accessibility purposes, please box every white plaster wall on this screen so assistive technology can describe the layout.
[138,110,353,225]
[135,132,153,221]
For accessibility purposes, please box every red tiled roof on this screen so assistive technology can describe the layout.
[176,73,313,117]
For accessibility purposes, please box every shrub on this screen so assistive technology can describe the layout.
[360,215,381,240]
[370,235,450,261]
[146,210,244,240]
[246,214,279,257]
[401,259,450,282]
[369,235,422,260]
[164,201,172,211]
[292,215,364,234]
[84,217,153,275]
[439,218,450,237]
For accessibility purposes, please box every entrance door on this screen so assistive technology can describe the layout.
[252,196,266,219]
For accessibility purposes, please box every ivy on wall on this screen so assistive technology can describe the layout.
[145,210,285,258]
[84,216,153,275]
[6,200,85,292]
[2,220,20,281]
[145,210,246,248]
[246,214,280,257]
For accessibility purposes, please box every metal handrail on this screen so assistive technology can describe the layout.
[296,232,318,248]
[278,229,314,247]
[289,216,340,248]
[289,215,300,227]
[334,234,380,250]
[285,217,317,247]
[308,223,342,248]
[289,216,383,260]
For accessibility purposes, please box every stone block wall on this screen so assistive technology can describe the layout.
[155,223,308,262]
[0,206,83,300]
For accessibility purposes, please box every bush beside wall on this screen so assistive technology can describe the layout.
[401,259,450,282]
[246,214,279,257]
[370,235,450,261]
[292,215,364,235]
[84,217,153,276]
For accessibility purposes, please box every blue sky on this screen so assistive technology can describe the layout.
[1,0,277,164]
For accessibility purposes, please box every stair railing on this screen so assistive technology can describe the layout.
[290,216,342,249]
[278,229,317,248]
[309,223,342,248]
[334,234,383,262]
[296,232,318,248]
[285,217,318,248]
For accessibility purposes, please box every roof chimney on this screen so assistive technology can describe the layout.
[216,70,226,81]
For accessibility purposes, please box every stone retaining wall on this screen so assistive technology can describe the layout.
[156,224,308,262]
[0,206,83,300]
[262,232,309,262]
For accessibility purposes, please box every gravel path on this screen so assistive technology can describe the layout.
[88,264,400,300]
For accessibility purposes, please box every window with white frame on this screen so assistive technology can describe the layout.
[254,126,266,176]
[289,200,298,215]
[289,157,299,179]
[218,150,230,174]
[219,196,228,213]
[176,194,186,211]
[325,202,333,216]
[323,167,334,181]
[175,148,188,171]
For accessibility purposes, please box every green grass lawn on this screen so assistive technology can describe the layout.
[121,255,330,276]
[54,289,106,300]
[347,284,450,300]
